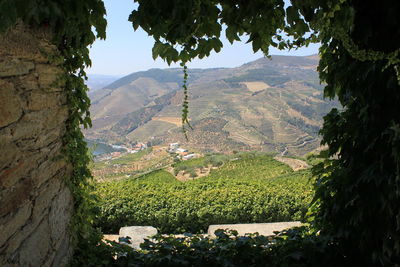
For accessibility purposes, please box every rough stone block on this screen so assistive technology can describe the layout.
[31,156,67,188]
[0,133,20,175]
[50,233,71,267]
[0,178,33,217]
[35,64,64,90]
[32,179,62,222]
[0,203,32,248]
[0,81,22,128]
[2,208,47,257]
[18,74,40,91]
[103,235,119,242]
[0,23,51,63]
[0,159,29,189]
[0,59,34,77]
[27,91,63,111]
[34,127,64,149]
[19,218,51,267]
[49,185,72,246]
[207,222,302,237]
[119,226,158,249]
[11,108,67,141]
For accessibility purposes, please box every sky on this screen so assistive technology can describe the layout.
[87,0,320,76]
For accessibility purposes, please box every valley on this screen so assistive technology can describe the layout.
[87,54,328,241]
[84,55,339,157]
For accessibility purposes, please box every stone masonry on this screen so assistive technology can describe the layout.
[0,23,73,266]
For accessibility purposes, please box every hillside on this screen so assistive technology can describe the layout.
[85,55,338,156]
[94,153,314,233]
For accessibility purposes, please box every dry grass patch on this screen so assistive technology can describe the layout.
[152,116,182,126]
[240,81,270,92]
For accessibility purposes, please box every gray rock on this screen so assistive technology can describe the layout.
[119,226,158,249]
[207,222,302,237]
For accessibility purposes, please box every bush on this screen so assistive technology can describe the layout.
[188,168,198,178]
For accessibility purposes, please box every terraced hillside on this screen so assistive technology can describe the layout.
[85,55,339,156]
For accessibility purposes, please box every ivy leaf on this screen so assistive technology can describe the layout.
[152,42,164,60]
[286,6,299,25]
[226,26,241,43]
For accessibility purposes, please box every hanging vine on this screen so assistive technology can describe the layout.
[181,63,193,138]
[0,0,107,263]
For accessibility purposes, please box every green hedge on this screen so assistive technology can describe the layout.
[94,155,314,233]
[96,227,343,267]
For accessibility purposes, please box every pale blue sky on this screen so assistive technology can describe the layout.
[88,0,320,76]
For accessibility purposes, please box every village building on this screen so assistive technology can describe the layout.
[176,148,188,153]
[168,143,180,152]
[182,153,200,160]
[133,142,147,151]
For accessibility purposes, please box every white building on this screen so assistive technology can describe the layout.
[176,148,188,153]
[168,143,180,152]
[182,153,198,160]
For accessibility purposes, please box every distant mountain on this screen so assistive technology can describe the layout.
[84,55,339,156]
[86,74,122,91]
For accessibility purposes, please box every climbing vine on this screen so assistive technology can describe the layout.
[0,0,107,264]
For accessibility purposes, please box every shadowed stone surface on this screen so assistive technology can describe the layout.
[0,23,73,266]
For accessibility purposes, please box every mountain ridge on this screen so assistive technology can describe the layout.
[85,54,336,156]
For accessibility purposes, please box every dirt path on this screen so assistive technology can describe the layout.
[273,156,309,171]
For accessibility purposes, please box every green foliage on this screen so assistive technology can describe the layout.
[172,153,231,174]
[78,227,346,267]
[132,230,273,266]
[106,148,152,165]
[130,0,290,62]
[94,155,313,234]
[204,153,231,166]
[303,2,400,265]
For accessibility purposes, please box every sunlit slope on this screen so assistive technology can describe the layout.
[86,55,338,156]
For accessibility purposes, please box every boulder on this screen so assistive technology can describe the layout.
[119,226,158,249]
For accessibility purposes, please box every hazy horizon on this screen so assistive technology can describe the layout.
[88,53,320,76]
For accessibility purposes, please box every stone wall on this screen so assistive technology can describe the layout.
[0,23,73,266]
